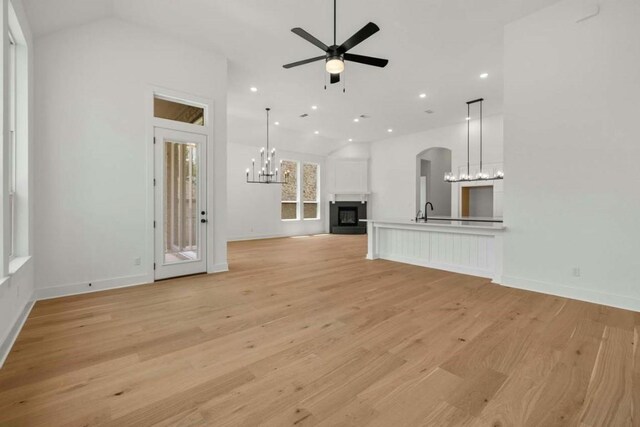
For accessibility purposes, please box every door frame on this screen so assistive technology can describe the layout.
[146,87,215,282]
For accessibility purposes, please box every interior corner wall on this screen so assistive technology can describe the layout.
[227,142,327,241]
[33,18,228,297]
[502,0,640,311]
[370,115,503,221]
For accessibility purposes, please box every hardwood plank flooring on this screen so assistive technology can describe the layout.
[0,234,638,426]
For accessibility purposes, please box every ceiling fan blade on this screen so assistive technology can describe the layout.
[344,53,389,68]
[338,22,380,53]
[291,28,329,52]
[330,73,340,84]
[283,56,326,69]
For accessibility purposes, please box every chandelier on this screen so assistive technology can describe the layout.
[246,108,289,184]
[444,98,504,183]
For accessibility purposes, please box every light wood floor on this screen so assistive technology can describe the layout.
[0,235,638,426]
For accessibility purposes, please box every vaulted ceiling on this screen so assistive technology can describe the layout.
[24,0,562,155]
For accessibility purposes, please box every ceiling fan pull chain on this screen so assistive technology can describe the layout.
[343,69,346,93]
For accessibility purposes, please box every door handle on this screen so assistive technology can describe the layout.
[201,219,207,223]
[201,211,206,215]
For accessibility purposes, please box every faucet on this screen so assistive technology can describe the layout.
[415,210,423,222]
[424,202,434,222]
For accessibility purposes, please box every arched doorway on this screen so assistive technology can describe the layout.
[416,147,452,217]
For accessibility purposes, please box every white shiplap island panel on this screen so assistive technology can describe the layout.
[365,220,504,282]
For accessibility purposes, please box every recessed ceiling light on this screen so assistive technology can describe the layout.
[353,118,359,123]
[274,121,280,125]
[314,130,319,135]
[466,117,471,120]
[419,93,427,98]
[387,128,393,133]
[311,105,318,110]
[250,87,258,92]
[480,73,489,79]
[348,138,353,142]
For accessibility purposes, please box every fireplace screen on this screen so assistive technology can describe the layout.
[338,207,358,226]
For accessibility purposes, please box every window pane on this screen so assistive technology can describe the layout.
[281,160,298,202]
[304,203,318,219]
[303,163,318,202]
[281,203,298,220]
[154,97,204,125]
[164,141,201,263]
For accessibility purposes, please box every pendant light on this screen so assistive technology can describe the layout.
[246,108,289,184]
[444,98,504,183]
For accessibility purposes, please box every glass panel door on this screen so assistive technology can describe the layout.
[155,128,207,279]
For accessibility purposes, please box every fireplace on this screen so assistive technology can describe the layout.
[330,202,367,234]
[338,207,358,226]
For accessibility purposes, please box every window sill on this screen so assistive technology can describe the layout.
[9,256,31,276]
[303,218,321,221]
[281,219,300,222]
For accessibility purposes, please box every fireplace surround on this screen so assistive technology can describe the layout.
[330,201,367,234]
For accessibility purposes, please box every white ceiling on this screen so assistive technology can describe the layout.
[24,0,561,155]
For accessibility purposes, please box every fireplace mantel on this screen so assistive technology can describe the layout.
[329,192,370,204]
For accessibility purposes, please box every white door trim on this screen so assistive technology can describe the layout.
[146,86,215,282]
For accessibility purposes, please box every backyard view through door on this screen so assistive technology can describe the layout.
[154,128,207,279]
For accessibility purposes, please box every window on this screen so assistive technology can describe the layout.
[8,31,17,258]
[303,163,320,219]
[154,96,205,126]
[280,160,321,221]
[281,160,299,220]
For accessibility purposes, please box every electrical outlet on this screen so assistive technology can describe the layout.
[134,257,141,266]
[572,267,581,277]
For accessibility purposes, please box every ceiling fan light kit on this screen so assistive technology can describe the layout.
[283,0,388,85]
[326,57,345,74]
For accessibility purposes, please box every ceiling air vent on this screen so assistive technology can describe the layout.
[425,110,435,114]
[300,113,309,118]
[359,114,371,119]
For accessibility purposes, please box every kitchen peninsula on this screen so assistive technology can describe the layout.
[364,218,505,282]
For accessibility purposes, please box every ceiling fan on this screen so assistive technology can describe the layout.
[283,0,389,84]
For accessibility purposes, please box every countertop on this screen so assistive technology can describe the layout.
[361,218,506,231]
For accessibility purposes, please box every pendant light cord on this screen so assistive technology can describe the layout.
[467,103,470,176]
[266,108,270,153]
[480,100,483,173]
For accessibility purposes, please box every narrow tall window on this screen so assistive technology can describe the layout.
[8,32,17,258]
[281,160,299,220]
[303,163,320,219]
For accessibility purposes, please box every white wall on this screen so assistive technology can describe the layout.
[502,0,640,311]
[370,115,504,221]
[34,19,228,297]
[227,142,327,241]
[0,0,35,366]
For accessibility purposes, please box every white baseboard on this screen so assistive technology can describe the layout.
[501,275,640,313]
[227,233,296,242]
[228,230,330,242]
[209,263,229,273]
[36,274,152,301]
[0,298,35,368]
